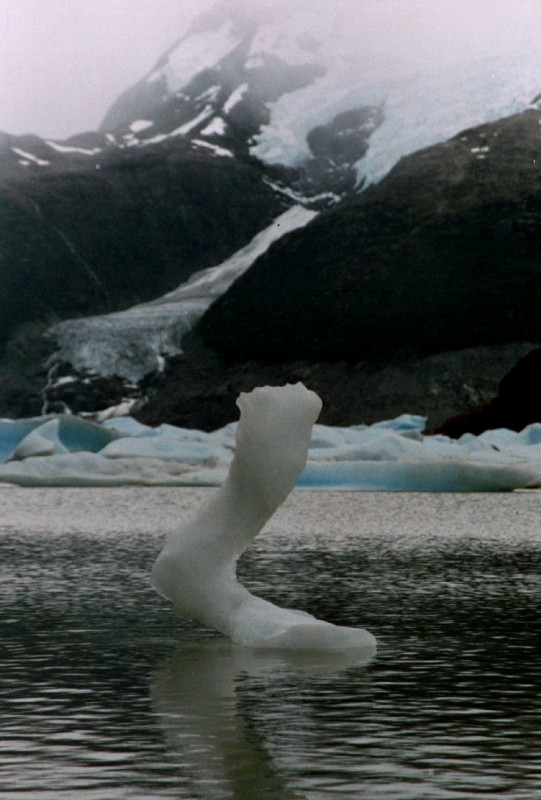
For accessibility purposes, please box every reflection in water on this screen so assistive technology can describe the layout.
[151,640,374,799]
[0,488,540,798]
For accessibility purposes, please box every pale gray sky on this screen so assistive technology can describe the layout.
[0,0,212,138]
[1,0,541,140]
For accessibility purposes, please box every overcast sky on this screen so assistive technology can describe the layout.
[1,0,541,140]
[0,0,212,138]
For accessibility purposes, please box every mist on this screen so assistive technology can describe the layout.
[1,0,541,139]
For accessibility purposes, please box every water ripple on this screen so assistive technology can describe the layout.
[0,488,540,798]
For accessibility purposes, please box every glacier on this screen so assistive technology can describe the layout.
[47,206,317,384]
[1,385,541,491]
[251,52,541,186]
[141,1,541,188]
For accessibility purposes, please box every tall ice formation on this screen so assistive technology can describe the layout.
[151,383,376,650]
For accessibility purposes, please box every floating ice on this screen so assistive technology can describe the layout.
[1,386,541,490]
[151,383,377,651]
[0,414,119,464]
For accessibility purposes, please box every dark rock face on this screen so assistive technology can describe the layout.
[100,25,325,163]
[0,141,286,346]
[200,109,541,363]
[0,321,55,418]
[136,331,534,431]
[434,347,541,436]
[99,19,382,201]
[301,106,384,195]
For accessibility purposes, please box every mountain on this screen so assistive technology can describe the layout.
[200,106,541,362]
[3,1,541,426]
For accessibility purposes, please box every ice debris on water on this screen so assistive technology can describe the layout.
[1,385,541,490]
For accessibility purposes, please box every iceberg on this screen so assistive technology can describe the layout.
[1,385,541,490]
[0,414,120,464]
[151,383,377,651]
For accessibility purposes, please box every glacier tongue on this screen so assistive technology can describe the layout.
[47,206,317,384]
[252,53,541,185]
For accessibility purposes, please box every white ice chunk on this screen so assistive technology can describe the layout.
[298,458,538,492]
[0,453,212,487]
[101,436,218,463]
[151,383,376,651]
[0,414,120,464]
[1,406,541,491]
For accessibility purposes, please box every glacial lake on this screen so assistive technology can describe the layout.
[1,487,540,799]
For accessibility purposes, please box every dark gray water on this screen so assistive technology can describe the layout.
[0,488,540,799]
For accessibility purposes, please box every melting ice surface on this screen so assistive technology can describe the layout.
[152,383,376,650]
[1,383,541,491]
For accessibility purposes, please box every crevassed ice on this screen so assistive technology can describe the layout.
[251,51,541,185]
[47,206,317,383]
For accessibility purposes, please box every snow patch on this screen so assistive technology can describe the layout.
[200,117,227,136]
[175,106,214,135]
[156,22,242,94]
[252,55,541,184]
[248,21,324,67]
[11,147,50,166]
[46,140,102,156]
[129,119,154,133]
[196,85,220,102]
[192,139,233,157]
[223,83,248,115]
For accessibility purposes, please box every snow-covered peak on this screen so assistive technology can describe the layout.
[147,20,243,93]
[101,0,541,192]
[247,19,324,68]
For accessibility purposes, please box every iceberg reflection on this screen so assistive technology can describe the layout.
[151,638,374,799]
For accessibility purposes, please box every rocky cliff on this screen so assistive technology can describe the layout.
[200,108,541,362]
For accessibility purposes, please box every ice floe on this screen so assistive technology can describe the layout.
[1,386,541,490]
